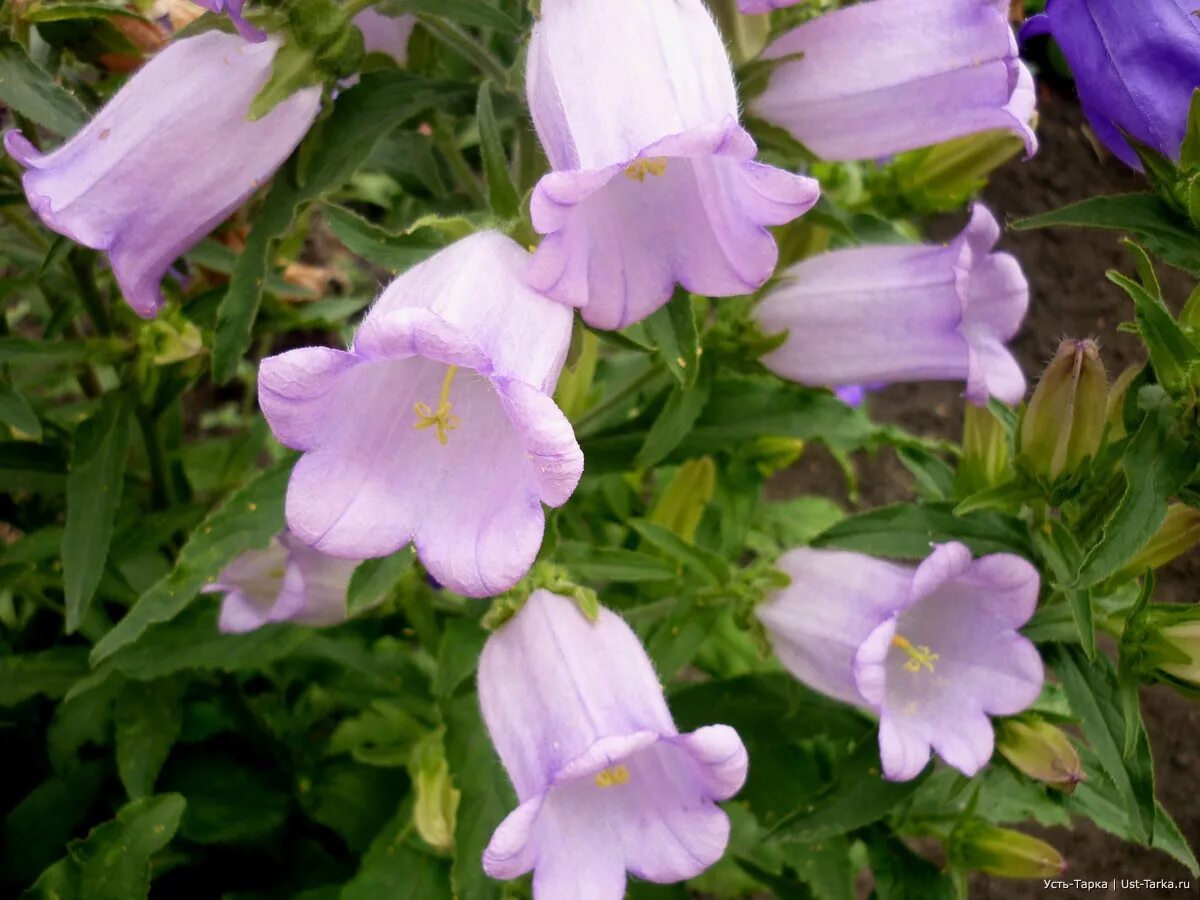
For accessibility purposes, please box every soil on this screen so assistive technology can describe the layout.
[771,91,1200,898]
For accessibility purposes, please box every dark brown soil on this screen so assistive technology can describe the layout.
[772,92,1200,897]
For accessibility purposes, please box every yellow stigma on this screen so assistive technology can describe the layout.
[624,157,668,182]
[594,764,630,788]
[413,364,462,446]
[891,634,939,674]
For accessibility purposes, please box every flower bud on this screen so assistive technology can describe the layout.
[1146,618,1200,694]
[650,457,716,543]
[950,821,1067,879]
[409,733,460,853]
[893,130,1031,215]
[995,716,1085,793]
[705,0,771,66]
[956,403,1011,495]
[1116,504,1200,580]
[1104,364,1142,441]
[1020,339,1108,482]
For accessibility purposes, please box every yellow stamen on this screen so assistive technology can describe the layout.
[891,634,939,674]
[624,157,668,182]
[413,364,462,446]
[594,764,630,788]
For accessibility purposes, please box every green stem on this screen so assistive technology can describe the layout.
[416,14,510,85]
[1,206,49,251]
[574,365,667,439]
[137,407,172,510]
[432,117,489,209]
[68,248,112,336]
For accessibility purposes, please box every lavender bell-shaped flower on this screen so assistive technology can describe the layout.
[480,590,748,898]
[755,204,1029,406]
[258,232,583,598]
[758,543,1044,781]
[525,0,819,330]
[751,0,1037,161]
[202,531,358,634]
[4,31,321,318]
[1021,0,1200,169]
[354,8,415,65]
[191,0,266,42]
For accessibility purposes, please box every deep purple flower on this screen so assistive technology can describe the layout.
[258,232,583,598]
[191,0,265,43]
[1021,0,1200,169]
[758,543,1044,781]
[5,32,320,319]
[752,0,1037,161]
[354,9,415,65]
[524,0,819,330]
[755,204,1029,406]
[480,590,748,897]
[202,531,357,633]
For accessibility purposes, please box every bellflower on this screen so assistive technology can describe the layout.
[524,0,819,330]
[202,531,358,634]
[355,8,415,65]
[758,543,1044,781]
[480,590,748,897]
[752,0,1037,161]
[258,232,583,598]
[5,32,320,318]
[191,0,265,41]
[755,204,1029,406]
[1021,0,1200,169]
[738,0,797,10]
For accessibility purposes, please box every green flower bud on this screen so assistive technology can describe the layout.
[893,130,1030,214]
[704,0,771,67]
[1116,504,1200,580]
[995,716,1085,793]
[1020,339,1108,482]
[650,457,716,543]
[950,821,1067,879]
[957,403,1011,495]
[1104,364,1142,442]
[409,733,460,853]
[1139,614,1200,695]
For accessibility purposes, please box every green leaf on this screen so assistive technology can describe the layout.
[1,764,104,888]
[1075,395,1195,588]
[435,617,487,699]
[476,81,520,220]
[300,759,409,852]
[346,549,415,617]
[0,440,67,494]
[212,71,473,382]
[0,647,89,706]
[90,460,291,665]
[24,794,185,900]
[629,518,730,586]
[338,802,451,900]
[1051,646,1156,844]
[811,502,1034,559]
[644,292,701,387]
[1178,88,1200,171]
[0,336,126,365]
[1034,520,1095,659]
[385,0,522,34]
[442,692,514,900]
[63,391,132,633]
[634,382,710,469]
[1107,271,1196,393]
[0,382,41,438]
[866,828,955,900]
[115,679,186,800]
[1012,193,1200,275]
[323,204,450,272]
[248,38,324,120]
[0,41,88,136]
[556,541,677,582]
[165,752,289,844]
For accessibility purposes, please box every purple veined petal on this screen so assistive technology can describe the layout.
[203,531,358,633]
[1024,0,1200,168]
[853,543,1044,781]
[756,547,915,707]
[354,8,415,66]
[752,0,1037,161]
[757,203,1028,407]
[738,0,799,10]
[192,0,267,42]
[4,31,320,318]
[258,232,582,598]
[527,120,819,329]
[525,0,818,330]
[479,591,748,897]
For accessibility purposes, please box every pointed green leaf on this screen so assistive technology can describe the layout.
[476,81,520,220]
[0,41,88,136]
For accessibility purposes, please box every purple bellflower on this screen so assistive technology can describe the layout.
[480,590,748,897]
[191,0,266,41]
[5,31,320,319]
[755,204,1029,406]
[751,0,1037,161]
[738,0,798,11]
[202,531,358,634]
[1021,0,1200,169]
[354,8,416,65]
[759,543,1044,781]
[258,231,583,598]
[524,0,819,330]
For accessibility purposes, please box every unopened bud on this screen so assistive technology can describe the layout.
[409,734,460,852]
[1139,615,1200,695]
[749,436,806,477]
[1116,504,1200,581]
[650,457,716,543]
[895,130,1030,213]
[1104,364,1142,442]
[1020,339,1108,482]
[950,821,1067,879]
[705,0,771,67]
[995,716,1085,793]
[957,403,1011,495]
